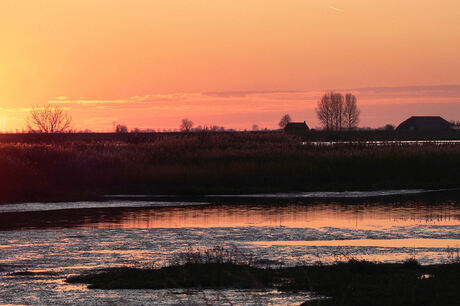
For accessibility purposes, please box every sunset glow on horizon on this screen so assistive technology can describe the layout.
[1,0,460,131]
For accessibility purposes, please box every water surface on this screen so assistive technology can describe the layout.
[1,196,459,305]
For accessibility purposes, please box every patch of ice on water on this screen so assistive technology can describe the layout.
[104,195,178,198]
[0,201,209,213]
[105,188,459,199]
[208,189,455,198]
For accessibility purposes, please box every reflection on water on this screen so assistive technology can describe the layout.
[303,140,460,146]
[98,202,459,229]
[0,198,459,305]
[1,201,458,231]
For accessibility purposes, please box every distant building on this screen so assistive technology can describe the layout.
[284,121,309,134]
[396,116,452,132]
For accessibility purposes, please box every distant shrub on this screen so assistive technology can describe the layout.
[403,257,421,268]
[115,124,128,133]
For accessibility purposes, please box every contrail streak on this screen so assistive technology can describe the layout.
[329,5,344,13]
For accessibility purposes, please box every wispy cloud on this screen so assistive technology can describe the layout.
[48,99,129,105]
[203,90,303,98]
[2,85,460,131]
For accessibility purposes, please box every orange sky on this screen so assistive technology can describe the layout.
[1,0,460,131]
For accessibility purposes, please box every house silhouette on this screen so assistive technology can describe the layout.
[396,116,451,131]
[284,121,309,134]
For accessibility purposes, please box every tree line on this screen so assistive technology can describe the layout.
[25,91,360,133]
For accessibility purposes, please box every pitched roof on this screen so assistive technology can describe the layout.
[285,122,307,128]
[396,116,451,131]
[284,121,309,133]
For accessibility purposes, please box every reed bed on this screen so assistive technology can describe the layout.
[1,132,460,202]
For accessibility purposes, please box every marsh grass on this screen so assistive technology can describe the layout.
[66,263,276,290]
[66,247,460,306]
[66,260,460,306]
[1,132,460,202]
[444,247,460,264]
[169,246,255,266]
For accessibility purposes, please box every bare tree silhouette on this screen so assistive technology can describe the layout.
[316,92,341,131]
[316,92,360,130]
[26,105,72,133]
[180,118,194,132]
[278,114,292,129]
[343,93,360,129]
[115,124,128,133]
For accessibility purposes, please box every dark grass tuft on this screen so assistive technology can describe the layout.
[10,271,37,276]
[66,263,276,290]
[281,261,460,306]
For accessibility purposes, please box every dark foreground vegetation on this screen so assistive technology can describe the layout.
[1,131,460,202]
[67,254,460,306]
